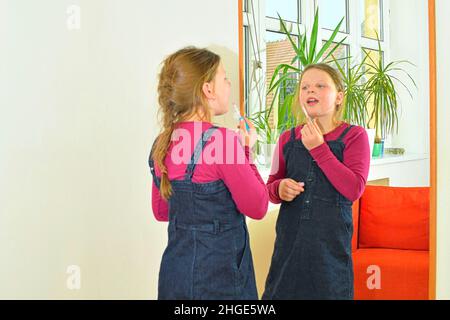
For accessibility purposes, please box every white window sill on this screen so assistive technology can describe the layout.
[257,153,429,181]
[254,153,430,214]
[370,153,429,166]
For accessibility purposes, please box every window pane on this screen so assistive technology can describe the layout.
[318,0,348,33]
[362,48,384,130]
[266,0,298,23]
[321,41,349,74]
[362,48,382,77]
[266,31,299,126]
[361,0,382,40]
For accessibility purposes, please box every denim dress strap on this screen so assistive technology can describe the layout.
[184,126,219,181]
[291,124,354,143]
[336,125,355,142]
[290,127,296,141]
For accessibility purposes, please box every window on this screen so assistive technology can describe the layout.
[244,0,305,124]
[321,41,350,71]
[243,0,388,122]
[265,31,299,125]
[319,0,349,33]
[361,0,383,40]
[265,0,299,23]
[361,48,383,79]
[362,47,384,129]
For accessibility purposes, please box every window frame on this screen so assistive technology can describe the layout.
[243,0,390,116]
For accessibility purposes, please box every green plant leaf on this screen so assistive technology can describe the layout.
[315,16,345,62]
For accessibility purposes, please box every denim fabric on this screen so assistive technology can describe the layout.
[149,127,258,300]
[262,125,355,300]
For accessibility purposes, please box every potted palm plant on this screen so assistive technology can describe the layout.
[333,53,375,157]
[249,10,416,161]
[250,8,346,165]
[333,34,416,158]
[363,33,417,157]
[251,81,298,167]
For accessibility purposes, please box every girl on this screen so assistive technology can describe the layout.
[149,47,268,300]
[262,63,370,300]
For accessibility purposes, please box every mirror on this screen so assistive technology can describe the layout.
[242,0,434,300]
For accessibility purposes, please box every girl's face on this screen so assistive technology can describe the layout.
[299,68,343,120]
[208,62,231,116]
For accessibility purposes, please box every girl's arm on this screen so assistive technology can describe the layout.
[149,135,169,222]
[151,180,169,222]
[215,130,268,220]
[309,127,370,202]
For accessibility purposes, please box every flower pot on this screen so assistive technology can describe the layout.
[258,143,277,168]
[372,140,385,158]
[365,128,376,159]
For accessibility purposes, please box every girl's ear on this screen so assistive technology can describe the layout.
[202,82,215,100]
[336,91,344,106]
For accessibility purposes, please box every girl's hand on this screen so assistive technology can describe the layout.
[301,118,324,151]
[237,117,257,149]
[278,179,305,202]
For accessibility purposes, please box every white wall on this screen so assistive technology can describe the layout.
[0,0,239,299]
[389,0,430,158]
[357,0,430,188]
[1,0,448,300]
[388,0,450,300]
[436,0,450,301]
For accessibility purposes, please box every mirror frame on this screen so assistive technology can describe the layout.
[238,0,438,300]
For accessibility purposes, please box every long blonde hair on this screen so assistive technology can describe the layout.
[153,47,220,200]
[293,63,345,124]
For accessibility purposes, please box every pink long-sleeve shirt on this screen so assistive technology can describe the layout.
[267,122,370,204]
[151,121,268,222]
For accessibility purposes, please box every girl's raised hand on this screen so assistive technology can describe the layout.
[237,117,257,149]
[301,118,324,151]
[278,179,305,202]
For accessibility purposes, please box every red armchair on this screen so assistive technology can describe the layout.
[351,185,430,300]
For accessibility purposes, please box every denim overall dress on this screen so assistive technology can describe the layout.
[149,127,258,300]
[262,125,355,300]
